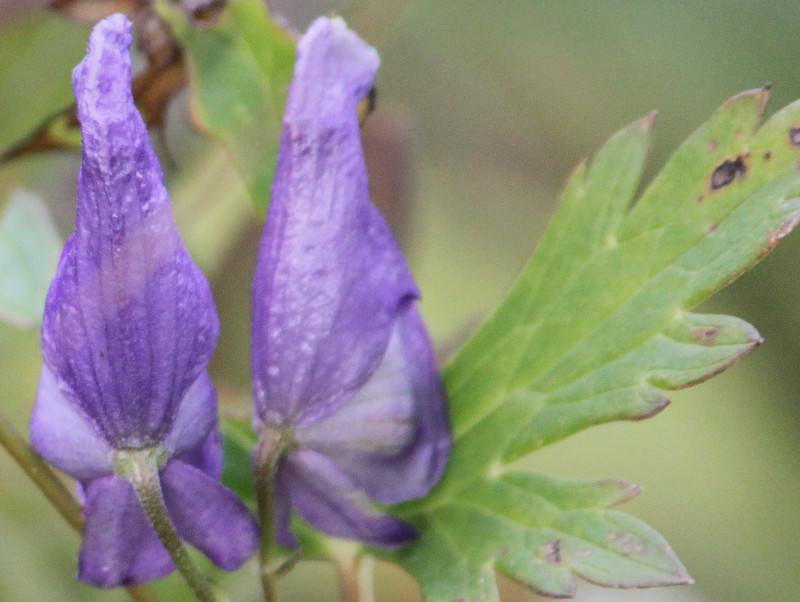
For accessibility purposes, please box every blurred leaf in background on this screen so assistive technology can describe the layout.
[158,0,295,215]
[0,189,60,328]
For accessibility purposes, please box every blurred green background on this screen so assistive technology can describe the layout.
[2,0,800,600]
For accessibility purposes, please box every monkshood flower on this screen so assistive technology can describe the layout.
[29,15,258,588]
[251,17,451,548]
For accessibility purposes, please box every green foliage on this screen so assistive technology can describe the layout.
[382,88,800,599]
[157,0,296,215]
[220,417,257,505]
[0,190,60,328]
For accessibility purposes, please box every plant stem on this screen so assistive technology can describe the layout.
[0,409,158,602]
[339,550,374,602]
[125,450,217,602]
[254,427,290,602]
[0,410,82,530]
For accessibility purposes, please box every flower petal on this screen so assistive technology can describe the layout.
[30,364,114,482]
[161,459,259,570]
[175,422,224,480]
[251,17,418,427]
[79,474,173,588]
[39,14,219,449]
[162,371,217,462]
[281,448,416,548]
[297,305,451,504]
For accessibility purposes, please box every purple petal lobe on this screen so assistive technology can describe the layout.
[298,305,451,504]
[282,449,417,548]
[79,474,173,588]
[161,460,259,570]
[39,14,219,448]
[162,372,217,461]
[176,422,224,479]
[251,16,417,427]
[30,365,114,482]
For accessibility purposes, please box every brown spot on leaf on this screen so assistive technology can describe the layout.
[691,327,719,346]
[711,156,747,190]
[696,195,704,204]
[790,128,800,146]
[764,150,772,161]
[708,139,719,152]
[545,539,562,564]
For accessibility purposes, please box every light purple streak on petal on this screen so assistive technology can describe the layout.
[251,17,417,427]
[298,305,451,504]
[162,372,217,461]
[161,460,259,570]
[30,365,114,482]
[283,449,417,548]
[296,316,415,462]
[79,474,173,588]
[40,14,218,448]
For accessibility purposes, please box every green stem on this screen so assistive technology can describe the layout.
[123,449,217,602]
[0,410,158,602]
[338,549,374,602]
[0,411,83,530]
[254,428,291,602]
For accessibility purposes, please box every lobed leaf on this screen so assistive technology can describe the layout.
[157,0,296,215]
[385,89,800,598]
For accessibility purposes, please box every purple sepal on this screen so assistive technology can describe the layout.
[251,17,451,549]
[161,460,260,571]
[278,450,417,549]
[79,474,172,588]
[31,14,257,587]
[251,16,417,429]
[39,13,219,450]
[298,305,451,505]
[31,365,114,482]
[78,447,259,587]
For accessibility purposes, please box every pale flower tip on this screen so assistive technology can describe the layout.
[299,16,379,101]
[73,14,135,124]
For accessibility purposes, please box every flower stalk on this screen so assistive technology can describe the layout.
[254,428,291,601]
[0,409,82,531]
[119,449,216,602]
[338,550,375,602]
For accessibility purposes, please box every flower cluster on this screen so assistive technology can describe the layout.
[30,12,450,589]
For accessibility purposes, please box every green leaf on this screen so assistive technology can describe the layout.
[220,416,257,505]
[157,0,296,215]
[0,190,61,328]
[385,88,800,598]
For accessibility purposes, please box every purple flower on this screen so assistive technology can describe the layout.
[29,15,258,588]
[251,17,451,548]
